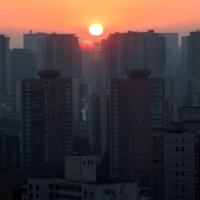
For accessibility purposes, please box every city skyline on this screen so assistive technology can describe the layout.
[1,0,200,48]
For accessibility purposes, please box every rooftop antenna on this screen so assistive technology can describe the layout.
[30,30,33,34]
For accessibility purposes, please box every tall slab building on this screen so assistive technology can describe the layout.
[101,30,166,88]
[38,33,80,78]
[110,70,151,185]
[0,35,10,94]
[187,30,200,80]
[21,70,73,181]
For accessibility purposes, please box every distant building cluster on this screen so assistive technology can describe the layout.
[0,29,200,199]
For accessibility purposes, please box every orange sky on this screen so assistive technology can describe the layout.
[1,0,200,48]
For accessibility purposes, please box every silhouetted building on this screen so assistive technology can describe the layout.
[0,35,10,94]
[21,70,73,182]
[0,133,22,199]
[38,34,80,77]
[11,48,37,92]
[160,33,179,80]
[24,32,46,53]
[166,98,178,129]
[1,135,20,170]
[178,107,200,121]
[72,78,95,123]
[89,88,110,159]
[23,154,138,200]
[110,70,166,184]
[81,42,102,93]
[151,121,200,200]
[101,30,166,88]
[188,30,200,80]
[179,36,188,78]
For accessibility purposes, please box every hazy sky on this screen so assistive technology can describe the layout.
[1,0,200,48]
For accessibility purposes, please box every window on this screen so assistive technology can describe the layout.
[49,184,53,189]
[84,191,87,195]
[83,161,85,165]
[36,185,39,190]
[181,147,184,151]
[88,160,90,165]
[182,171,185,176]
[91,160,93,165]
[91,192,94,196]
[36,194,39,199]
[176,163,179,167]
[49,193,53,198]
[176,147,179,151]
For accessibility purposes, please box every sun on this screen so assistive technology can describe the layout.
[89,24,104,36]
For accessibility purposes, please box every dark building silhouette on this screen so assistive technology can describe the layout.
[110,70,165,186]
[21,70,73,182]
[101,30,166,88]
[110,70,151,185]
[151,121,200,200]
[11,48,37,92]
[0,133,22,200]
[38,34,80,78]
[188,31,200,80]
[1,135,20,170]
[0,35,10,94]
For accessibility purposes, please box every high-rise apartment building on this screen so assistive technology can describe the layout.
[151,121,200,200]
[38,34,80,78]
[89,88,110,156]
[110,70,151,185]
[0,35,10,94]
[150,78,166,129]
[11,48,37,92]
[160,33,179,79]
[101,30,166,87]
[24,32,46,53]
[109,70,166,184]
[81,42,102,93]
[21,70,73,181]
[179,36,188,78]
[166,98,178,129]
[187,31,200,80]
[1,135,20,170]
[72,78,95,123]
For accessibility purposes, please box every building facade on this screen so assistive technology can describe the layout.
[101,30,166,88]
[23,154,138,200]
[21,70,73,181]
[38,34,80,78]
[11,48,37,92]
[151,121,200,200]
[0,35,10,94]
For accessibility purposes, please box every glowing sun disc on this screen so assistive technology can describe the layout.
[89,24,103,36]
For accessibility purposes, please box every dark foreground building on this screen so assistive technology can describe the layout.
[21,70,73,182]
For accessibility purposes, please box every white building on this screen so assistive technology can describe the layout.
[23,154,138,200]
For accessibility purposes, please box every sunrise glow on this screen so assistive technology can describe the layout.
[89,24,104,36]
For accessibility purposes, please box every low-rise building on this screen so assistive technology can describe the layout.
[23,154,138,200]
